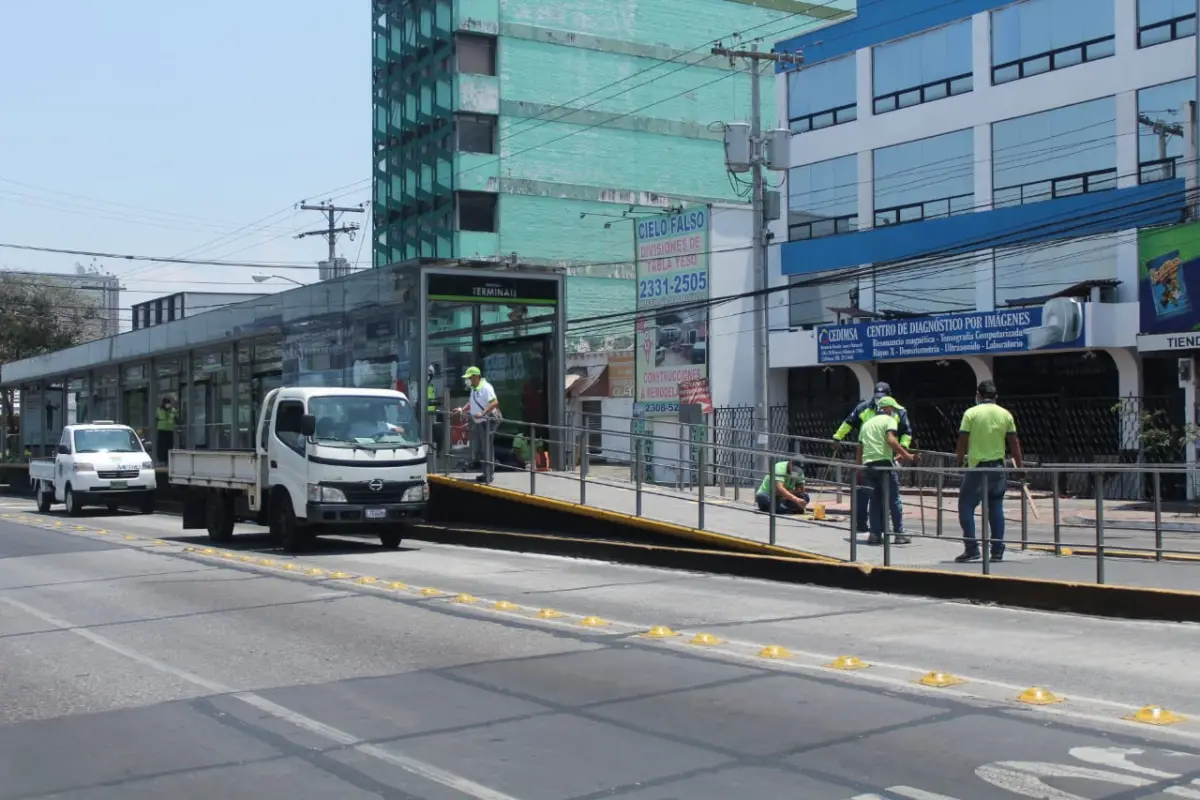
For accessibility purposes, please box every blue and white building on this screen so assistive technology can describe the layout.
[768,0,1198,462]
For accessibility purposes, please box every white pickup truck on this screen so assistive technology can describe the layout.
[29,421,157,516]
[170,386,429,552]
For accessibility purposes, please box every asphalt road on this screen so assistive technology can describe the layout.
[3,501,1200,799]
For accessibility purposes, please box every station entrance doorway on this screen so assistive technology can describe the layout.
[418,266,566,471]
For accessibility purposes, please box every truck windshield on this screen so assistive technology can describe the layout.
[308,395,421,447]
[74,429,142,453]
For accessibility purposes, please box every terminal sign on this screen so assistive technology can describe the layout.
[817,303,1085,364]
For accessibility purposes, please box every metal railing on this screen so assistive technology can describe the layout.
[439,414,1200,590]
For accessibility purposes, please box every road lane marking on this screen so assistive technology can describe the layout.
[0,595,524,800]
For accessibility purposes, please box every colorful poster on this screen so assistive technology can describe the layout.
[606,352,635,398]
[634,206,710,416]
[1138,221,1200,335]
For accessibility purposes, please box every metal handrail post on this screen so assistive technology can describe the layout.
[881,467,892,567]
[1095,471,1105,585]
[698,442,706,529]
[1020,481,1029,552]
[528,421,536,496]
[1052,471,1061,555]
[1153,469,1163,561]
[769,464,777,545]
[635,436,644,517]
[849,468,859,562]
[935,470,944,537]
[981,474,991,576]
[579,428,588,505]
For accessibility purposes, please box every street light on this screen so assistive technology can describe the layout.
[251,273,305,286]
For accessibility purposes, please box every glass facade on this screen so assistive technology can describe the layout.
[1138,0,1197,46]
[372,0,456,266]
[872,20,973,115]
[873,129,974,227]
[992,97,1117,208]
[787,55,857,133]
[789,271,859,328]
[873,253,978,316]
[788,154,857,241]
[991,0,1115,84]
[993,234,1120,307]
[1137,78,1196,183]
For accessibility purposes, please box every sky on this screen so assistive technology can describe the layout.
[0,1,370,328]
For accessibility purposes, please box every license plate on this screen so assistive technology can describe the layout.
[110,480,127,488]
[365,508,387,519]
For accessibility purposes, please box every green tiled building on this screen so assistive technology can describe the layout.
[371,0,852,343]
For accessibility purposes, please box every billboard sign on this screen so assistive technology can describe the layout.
[816,301,1085,363]
[1138,221,1200,336]
[634,207,710,416]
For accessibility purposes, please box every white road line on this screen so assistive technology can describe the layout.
[0,595,524,800]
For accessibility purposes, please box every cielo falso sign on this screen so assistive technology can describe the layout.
[817,301,1085,363]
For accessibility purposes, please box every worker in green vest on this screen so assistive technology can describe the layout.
[155,396,177,465]
[858,396,915,546]
[755,458,810,514]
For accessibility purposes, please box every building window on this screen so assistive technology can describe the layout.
[1138,78,1195,183]
[993,235,1119,307]
[873,20,973,115]
[457,191,497,232]
[1138,0,1197,46]
[788,154,857,241]
[787,55,856,134]
[991,0,1115,85]
[457,34,496,76]
[456,113,496,154]
[873,129,974,227]
[992,97,1117,208]
[155,300,163,325]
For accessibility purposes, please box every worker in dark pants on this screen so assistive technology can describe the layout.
[833,381,914,537]
[155,396,177,465]
[755,458,810,514]
[955,380,1024,563]
[454,366,500,484]
[858,396,915,545]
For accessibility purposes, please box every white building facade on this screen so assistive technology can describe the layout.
[768,0,1198,477]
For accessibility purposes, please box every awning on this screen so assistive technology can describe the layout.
[567,365,607,397]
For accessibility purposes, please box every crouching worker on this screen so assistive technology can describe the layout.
[755,458,810,514]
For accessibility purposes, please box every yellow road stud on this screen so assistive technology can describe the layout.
[640,625,679,638]
[689,633,721,646]
[1017,687,1064,705]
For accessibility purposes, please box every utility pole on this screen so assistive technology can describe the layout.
[713,42,802,469]
[295,200,366,275]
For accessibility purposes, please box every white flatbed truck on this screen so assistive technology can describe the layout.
[169,386,429,552]
[28,421,158,516]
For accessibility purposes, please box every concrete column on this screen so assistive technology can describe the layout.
[1115,89,1139,190]
[961,356,994,387]
[855,46,873,124]
[847,362,878,401]
[1114,0,1138,58]
[971,12,991,86]
[857,149,876,310]
[1106,347,1145,498]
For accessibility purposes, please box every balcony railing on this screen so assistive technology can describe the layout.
[873,72,972,115]
[993,167,1118,208]
[992,35,1115,85]
[1138,13,1197,47]
[788,213,858,241]
[873,192,974,227]
[1139,156,1179,184]
[789,102,857,134]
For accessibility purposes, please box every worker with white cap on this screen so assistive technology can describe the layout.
[454,366,500,483]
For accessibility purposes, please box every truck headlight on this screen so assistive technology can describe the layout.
[141,459,154,469]
[402,483,427,502]
[307,484,347,503]
[73,462,95,473]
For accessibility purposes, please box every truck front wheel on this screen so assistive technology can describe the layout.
[272,497,311,554]
[63,486,83,517]
[379,529,403,550]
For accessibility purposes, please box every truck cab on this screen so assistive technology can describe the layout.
[30,422,157,516]
[175,387,429,551]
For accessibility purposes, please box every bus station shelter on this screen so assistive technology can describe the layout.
[0,260,566,467]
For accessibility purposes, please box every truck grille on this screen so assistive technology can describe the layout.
[97,470,140,479]
[325,481,419,504]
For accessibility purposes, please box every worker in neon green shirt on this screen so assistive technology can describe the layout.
[833,381,914,536]
[858,396,914,546]
[755,458,810,514]
[954,380,1024,563]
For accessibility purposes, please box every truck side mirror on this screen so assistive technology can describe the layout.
[57,444,70,455]
[300,414,317,437]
